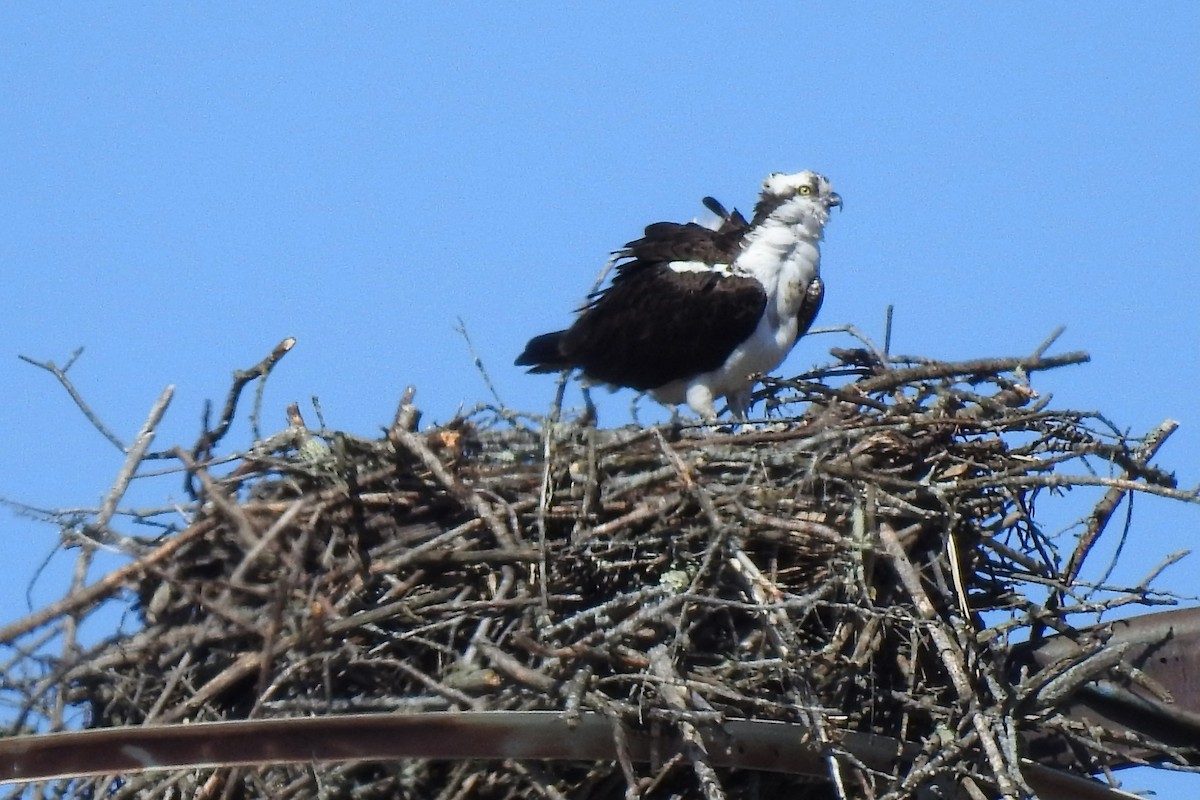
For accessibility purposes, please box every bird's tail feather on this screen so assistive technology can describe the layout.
[515,331,569,372]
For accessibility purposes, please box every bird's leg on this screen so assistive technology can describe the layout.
[580,385,597,427]
[727,388,754,422]
[630,392,647,427]
[685,383,719,424]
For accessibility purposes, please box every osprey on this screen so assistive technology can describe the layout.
[516,171,841,420]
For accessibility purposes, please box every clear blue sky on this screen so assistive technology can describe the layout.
[1,5,1197,793]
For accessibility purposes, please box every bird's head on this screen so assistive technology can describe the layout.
[752,171,841,226]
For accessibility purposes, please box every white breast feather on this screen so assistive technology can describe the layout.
[650,193,829,420]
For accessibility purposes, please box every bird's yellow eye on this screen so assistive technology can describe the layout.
[798,185,813,196]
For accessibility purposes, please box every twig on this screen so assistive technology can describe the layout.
[191,337,296,466]
[392,385,421,433]
[1064,419,1179,586]
[856,351,1090,395]
[878,522,1028,798]
[647,645,727,800]
[811,323,891,367]
[0,519,215,645]
[84,384,175,545]
[173,447,260,550]
[943,472,1199,504]
[1030,326,1066,361]
[455,317,505,408]
[19,349,126,452]
[389,428,517,550]
[228,498,311,585]
[883,304,894,357]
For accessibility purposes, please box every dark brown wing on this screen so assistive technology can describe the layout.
[796,275,825,337]
[560,266,766,391]
[519,197,755,382]
[607,220,746,287]
[702,196,750,234]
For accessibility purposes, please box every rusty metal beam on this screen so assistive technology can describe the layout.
[1016,606,1200,770]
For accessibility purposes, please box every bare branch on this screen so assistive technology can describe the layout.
[191,337,296,465]
[18,349,126,452]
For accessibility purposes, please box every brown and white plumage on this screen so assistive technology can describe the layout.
[517,171,840,420]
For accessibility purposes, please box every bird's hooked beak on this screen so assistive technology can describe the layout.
[827,192,843,211]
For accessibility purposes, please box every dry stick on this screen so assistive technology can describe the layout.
[811,323,890,366]
[460,564,513,667]
[1063,419,1180,587]
[228,498,311,585]
[40,384,175,782]
[156,651,265,724]
[173,447,259,550]
[882,304,895,356]
[0,518,216,645]
[1031,643,1133,709]
[651,429,733,644]
[383,658,483,711]
[392,385,420,433]
[434,765,481,800]
[18,348,126,452]
[535,377,570,609]
[727,549,792,657]
[855,351,1089,395]
[390,428,518,550]
[586,252,620,298]
[1029,325,1067,361]
[84,385,176,548]
[246,522,313,727]
[938,494,973,622]
[192,337,296,464]
[154,583,540,720]
[572,425,601,539]
[652,431,851,795]
[877,522,1027,800]
[1132,549,1190,592]
[973,472,1200,503]
[647,645,727,800]
[403,547,540,566]
[588,496,678,538]
[145,648,197,723]
[475,641,557,695]
[48,536,94,756]
[605,708,642,795]
[455,317,505,408]
[830,462,1200,505]
[764,378,893,413]
[370,519,487,573]
[202,765,235,800]
[504,760,571,800]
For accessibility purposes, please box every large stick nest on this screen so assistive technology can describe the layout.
[2,342,1196,799]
